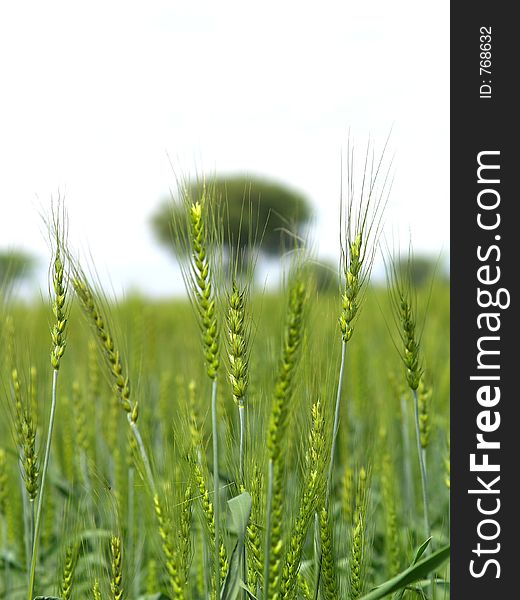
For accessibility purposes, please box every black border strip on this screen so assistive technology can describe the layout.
[451,4,518,596]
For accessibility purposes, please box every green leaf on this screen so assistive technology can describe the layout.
[239,580,259,600]
[393,537,432,600]
[137,594,171,600]
[227,491,253,535]
[410,578,450,591]
[220,492,252,600]
[412,537,432,564]
[358,544,450,600]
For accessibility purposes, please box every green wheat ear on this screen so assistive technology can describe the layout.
[50,236,68,370]
[92,579,102,600]
[280,400,326,600]
[339,232,363,342]
[387,252,423,391]
[328,138,391,503]
[20,405,39,503]
[418,376,432,449]
[30,366,38,425]
[349,467,369,600]
[386,249,432,546]
[110,535,123,600]
[189,196,220,380]
[226,279,249,407]
[247,465,264,591]
[264,275,307,600]
[341,465,354,524]
[226,277,251,487]
[72,276,134,418]
[153,492,185,599]
[71,266,158,509]
[59,542,79,600]
[267,277,306,457]
[338,137,391,344]
[319,503,338,600]
[11,367,40,503]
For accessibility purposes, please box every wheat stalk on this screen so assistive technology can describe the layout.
[28,212,69,600]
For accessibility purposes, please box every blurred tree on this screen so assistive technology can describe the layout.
[395,254,441,288]
[151,175,312,269]
[302,259,339,294]
[0,249,35,290]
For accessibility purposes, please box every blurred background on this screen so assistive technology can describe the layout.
[0,0,449,298]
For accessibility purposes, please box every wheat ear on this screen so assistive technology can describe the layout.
[264,277,306,599]
[92,579,102,600]
[187,195,222,599]
[387,254,431,545]
[110,535,123,600]
[348,468,369,600]
[280,400,325,600]
[59,542,79,600]
[153,493,185,600]
[72,273,157,497]
[380,450,402,577]
[226,279,250,485]
[28,218,68,600]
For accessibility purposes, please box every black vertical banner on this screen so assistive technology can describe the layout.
[451,4,518,598]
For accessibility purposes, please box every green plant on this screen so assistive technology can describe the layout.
[0,164,449,600]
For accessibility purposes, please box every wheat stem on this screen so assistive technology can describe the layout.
[413,389,433,598]
[31,230,69,598]
[239,404,246,485]
[239,403,247,600]
[413,389,431,542]
[399,394,415,515]
[128,465,136,598]
[128,416,157,497]
[263,458,275,596]
[312,340,347,600]
[211,377,220,600]
[327,339,347,502]
[22,481,31,579]
[27,368,58,600]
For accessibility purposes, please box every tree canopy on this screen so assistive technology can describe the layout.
[0,249,35,291]
[151,175,312,265]
[394,254,443,288]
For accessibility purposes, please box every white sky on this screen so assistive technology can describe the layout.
[0,0,449,297]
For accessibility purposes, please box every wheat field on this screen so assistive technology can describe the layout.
[0,183,450,600]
